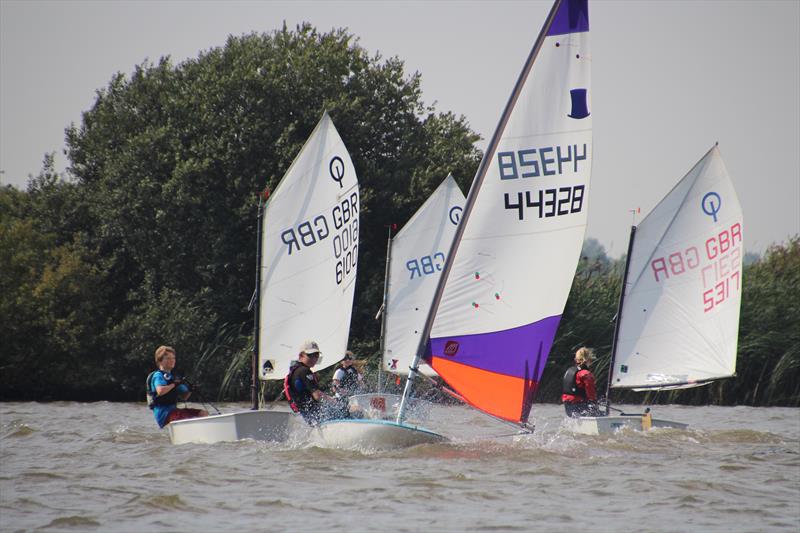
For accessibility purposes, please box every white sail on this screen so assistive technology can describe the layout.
[422,0,592,423]
[383,175,465,376]
[611,145,743,390]
[258,113,359,379]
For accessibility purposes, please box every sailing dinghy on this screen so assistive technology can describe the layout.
[568,145,743,435]
[169,112,360,444]
[382,174,466,381]
[318,0,592,449]
[346,175,466,422]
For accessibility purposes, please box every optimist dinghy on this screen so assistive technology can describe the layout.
[169,112,359,444]
[569,145,743,435]
[345,174,465,422]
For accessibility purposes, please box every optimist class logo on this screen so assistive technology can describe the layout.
[702,192,722,222]
[449,206,463,225]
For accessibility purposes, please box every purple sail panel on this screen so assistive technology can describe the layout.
[547,0,589,36]
[426,315,562,381]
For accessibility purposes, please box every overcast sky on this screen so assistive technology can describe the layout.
[1,0,798,256]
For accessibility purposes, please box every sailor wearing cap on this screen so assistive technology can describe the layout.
[332,350,363,398]
[284,341,350,424]
[285,341,324,424]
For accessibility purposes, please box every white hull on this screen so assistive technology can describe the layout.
[316,419,447,450]
[168,409,297,445]
[566,414,688,435]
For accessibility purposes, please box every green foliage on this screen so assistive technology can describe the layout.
[2,24,480,401]
[103,280,219,398]
[733,237,800,406]
[0,175,110,399]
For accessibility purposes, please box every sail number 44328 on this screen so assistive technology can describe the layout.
[504,186,584,220]
[497,143,588,220]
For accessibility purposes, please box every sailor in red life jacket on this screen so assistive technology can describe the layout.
[284,341,350,425]
[561,347,601,417]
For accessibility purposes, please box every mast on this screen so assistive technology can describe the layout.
[397,0,565,424]
[251,191,267,410]
[376,224,395,393]
[604,225,637,411]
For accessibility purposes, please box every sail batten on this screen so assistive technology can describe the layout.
[400,0,592,425]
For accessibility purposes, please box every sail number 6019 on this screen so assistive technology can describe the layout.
[504,185,584,220]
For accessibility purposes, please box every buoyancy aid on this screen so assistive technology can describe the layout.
[146,370,180,409]
[562,366,587,400]
[283,364,300,413]
[284,363,320,412]
[338,366,359,393]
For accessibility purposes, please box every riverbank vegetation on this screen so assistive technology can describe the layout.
[1,25,797,406]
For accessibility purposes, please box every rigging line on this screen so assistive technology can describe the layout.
[247,288,257,312]
[183,378,222,415]
[196,392,222,415]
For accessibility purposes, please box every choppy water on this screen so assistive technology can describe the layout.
[1,402,798,532]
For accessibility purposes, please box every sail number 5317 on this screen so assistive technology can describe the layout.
[504,186,584,220]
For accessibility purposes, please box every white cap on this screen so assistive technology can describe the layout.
[300,340,321,354]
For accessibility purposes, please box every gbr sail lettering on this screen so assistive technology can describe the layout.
[649,222,742,313]
[280,191,359,285]
[499,143,588,220]
[406,252,446,279]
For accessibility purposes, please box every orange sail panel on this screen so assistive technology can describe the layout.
[430,356,537,422]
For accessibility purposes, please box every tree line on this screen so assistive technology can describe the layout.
[1,24,797,406]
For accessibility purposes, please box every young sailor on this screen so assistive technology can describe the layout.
[146,345,208,428]
[284,341,350,425]
[331,351,363,398]
[561,347,601,417]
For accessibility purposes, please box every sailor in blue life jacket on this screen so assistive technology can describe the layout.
[332,351,363,398]
[146,345,208,428]
[284,341,350,425]
[561,347,602,418]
